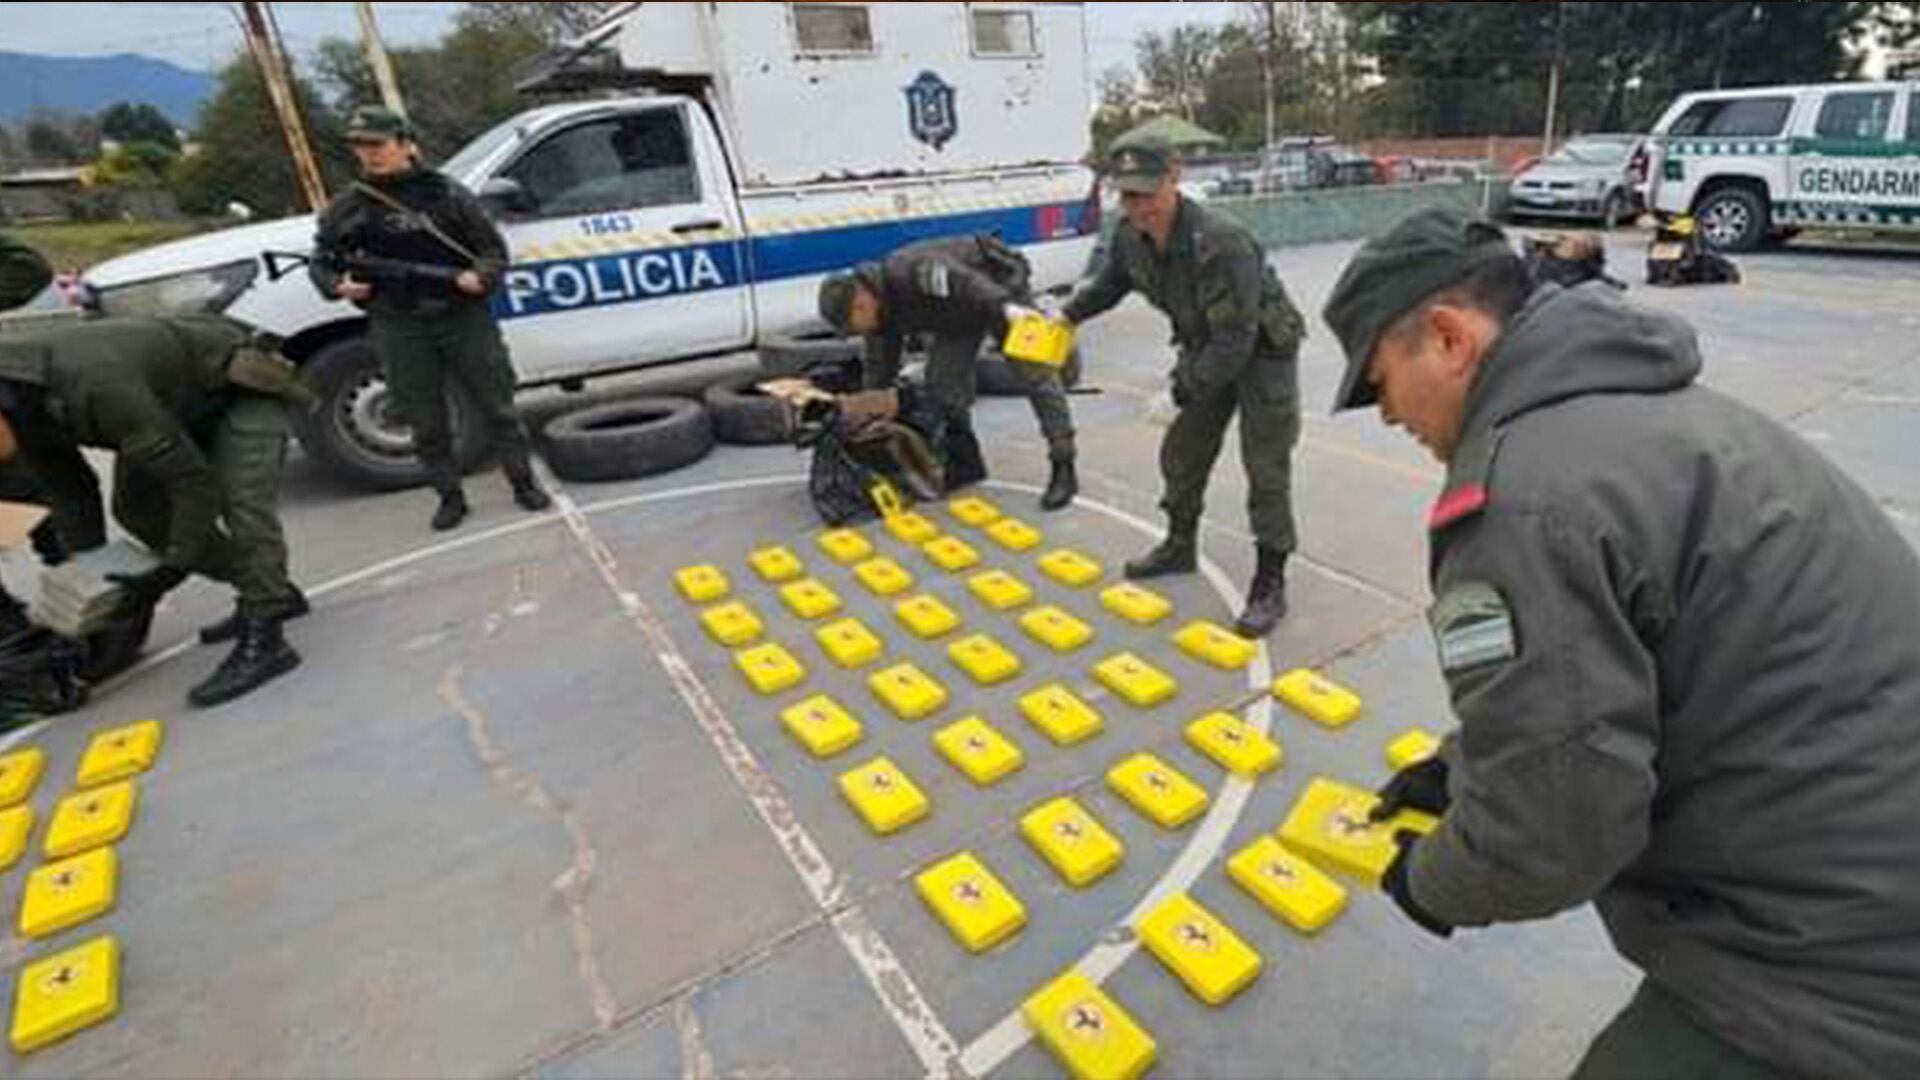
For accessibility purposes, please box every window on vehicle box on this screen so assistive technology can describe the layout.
[1909,93,1920,142]
[1669,96,1793,138]
[1815,91,1896,141]
[504,111,700,217]
[971,6,1039,57]
[793,3,875,56]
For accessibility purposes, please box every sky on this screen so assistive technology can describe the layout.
[0,1,1242,75]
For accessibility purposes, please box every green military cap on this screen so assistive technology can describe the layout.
[1323,206,1514,412]
[1104,132,1178,195]
[345,105,413,143]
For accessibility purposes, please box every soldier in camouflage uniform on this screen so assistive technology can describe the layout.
[312,106,549,532]
[1061,133,1306,638]
[0,313,308,708]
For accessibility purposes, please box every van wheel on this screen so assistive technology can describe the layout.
[704,376,793,446]
[1602,190,1631,228]
[1694,186,1769,252]
[294,336,490,491]
[541,397,716,484]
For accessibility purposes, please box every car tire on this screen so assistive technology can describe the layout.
[294,335,490,491]
[976,346,1083,397]
[758,333,864,378]
[1602,189,1631,228]
[541,397,715,484]
[704,375,793,446]
[1693,185,1770,253]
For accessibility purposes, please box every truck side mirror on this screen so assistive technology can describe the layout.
[478,177,535,218]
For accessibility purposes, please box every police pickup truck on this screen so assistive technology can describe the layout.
[79,2,1101,488]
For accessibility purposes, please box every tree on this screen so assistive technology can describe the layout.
[24,118,80,164]
[96,142,178,187]
[171,53,348,218]
[1137,25,1222,122]
[457,2,615,45]
[99,102,181,151]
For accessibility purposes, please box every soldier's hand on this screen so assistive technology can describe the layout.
[1381,831,1453,938]
[336,274,374,302]
[1003,303,1041,325]
[455,270,489,297]
[106,565,189,613]
[1371,755,1451,822]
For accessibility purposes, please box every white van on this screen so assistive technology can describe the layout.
[1642,80,1920,251]
[80,2,1101,489]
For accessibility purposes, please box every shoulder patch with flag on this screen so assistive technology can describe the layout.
[1429,581,1517,675]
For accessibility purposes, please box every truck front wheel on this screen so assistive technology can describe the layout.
[294,336,490,491]
[1694,185,1770,253]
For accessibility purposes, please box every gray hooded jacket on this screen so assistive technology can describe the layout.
[1409,283,1920,1077]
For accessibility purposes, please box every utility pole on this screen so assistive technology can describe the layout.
[356,1,407,116]
[1542,0,1567,157]
[1261,0,1279,185]
[238,1,327,211]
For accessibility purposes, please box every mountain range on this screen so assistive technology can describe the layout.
[0,52,214,127]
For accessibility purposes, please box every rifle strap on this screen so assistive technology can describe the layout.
[351,181,485,269]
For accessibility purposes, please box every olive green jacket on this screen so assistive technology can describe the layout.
[1064,198,1304,400]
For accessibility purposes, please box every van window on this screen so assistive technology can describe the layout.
[1669,96,1793,138]
[506,111,699,217]
[1815,92,1895,141]
[793,3,875,55]
[972,7,1039,57]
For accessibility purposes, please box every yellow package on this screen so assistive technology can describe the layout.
[1273,669,1364,729]
[895,594,962,640]
[1020,797,1124,887]
[748,546,804,584]
[886,512,940,545]
[1185,713,1283,778]
[986,518,1043,553]
[1019,684,1103,746]
[853,557,915,597]
[818,528,874,565]
[1002,313,1077,368]
[1019,605,1095,653]
[1107,753,1210,829]
[838,757,931,835]
[1277,777,1440,887]
[1173,620,1257,672]
[1021,971,1156,1080]
[779,578,843,621]
[933,717,1025,786]
[948,634,1022,686]
[1101,584,1172,626]
[1136,893,1262,1006]
[10,936,120,1054]
[735,643,806,696]
[1227,836,1348,935]
[0,747,45,808]
[20,847,117,940]
[1093,653,1178,708]
[700,601,764,648]
[780,695,865,758]
[923,536,982,573]
[868,663,950,721]
[915,852,1027,953]
[1038,549,1104,588]
[948,496,1003,528]
[816,617,884,669]
[1386,728,1443,771]
[675,564,731,604]
[968,570,1034,612]
[77,721,163,789]
[44,782,138,860]
[0,804,32,873]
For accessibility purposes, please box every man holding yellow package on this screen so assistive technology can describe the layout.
[818,234,1078,511]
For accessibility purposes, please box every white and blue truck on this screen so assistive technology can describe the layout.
[79,2,1102,488]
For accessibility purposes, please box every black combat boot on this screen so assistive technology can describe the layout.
[188,617,302,709]
[432,488,470,532]
[1124,518,1199,580]
[1233,546,1290,639]
[200,588,310,645]
[1040,457,1078,512]
[944,424,988,492]
[510,474,553,513]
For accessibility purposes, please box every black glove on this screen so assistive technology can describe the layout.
[107,566,189,613]
[1170,371,1195,409]
[1382,831,1453,939]
[1371,755,1450,822]
[29,518,67,568]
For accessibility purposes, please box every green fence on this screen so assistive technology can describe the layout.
[1212,180,1490,249]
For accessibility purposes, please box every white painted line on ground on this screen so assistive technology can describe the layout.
[533,467,965,1079]
[958,481,1277,1079]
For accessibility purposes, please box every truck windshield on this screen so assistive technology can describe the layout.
[439,118,526,180]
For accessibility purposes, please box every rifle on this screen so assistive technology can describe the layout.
[261,249,472,292]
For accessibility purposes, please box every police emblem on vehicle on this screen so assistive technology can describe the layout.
[905,70,958,150]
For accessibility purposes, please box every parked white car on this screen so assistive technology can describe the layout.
[80,2,1102,488]
[1507,134,1645,224]
[1643,80,1920,251]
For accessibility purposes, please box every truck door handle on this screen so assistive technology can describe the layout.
[672,219,725,235]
